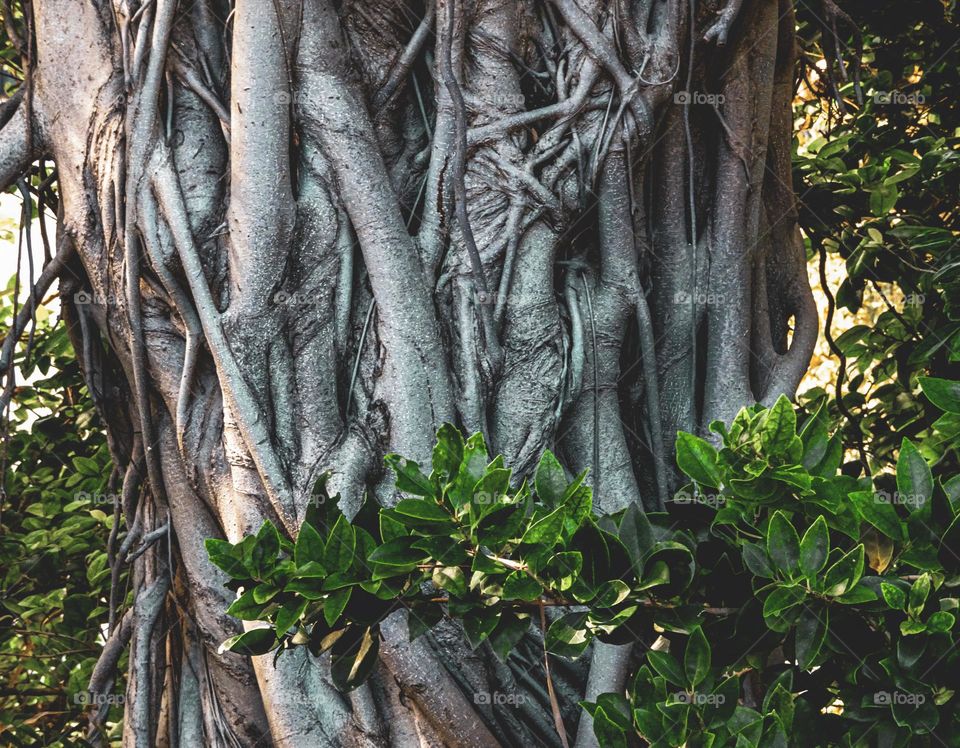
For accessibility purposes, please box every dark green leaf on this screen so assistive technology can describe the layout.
[919,376,960,414]
[676,432,722,488]
[535,450,567,505]
[767,512,800,577]
[222,627,278,656]
[684,627,711,688]
[799,516,830,578]
[294,522,326,569]
[385,454,435,497]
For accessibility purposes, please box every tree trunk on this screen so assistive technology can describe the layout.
[0,0,817,744]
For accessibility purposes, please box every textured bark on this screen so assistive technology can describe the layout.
[0,0,817,745]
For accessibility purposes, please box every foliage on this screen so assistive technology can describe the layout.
[206,423,692,691]
[210,389,960,746]
[794,2,960,475]
[0,276,120,746]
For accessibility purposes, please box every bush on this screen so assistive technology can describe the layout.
[208,383,960,747]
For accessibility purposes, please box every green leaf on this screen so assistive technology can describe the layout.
[206,538,247,579]
[675,432,722,488]
[385,454,435,497]
[761,395,798,455]
[502,572,543,601]
[767,512,801,577]
[822,545,865,597]
[330,625,380,692]
[275,599,308,637]
[908,574,931,617]
[520,505,565,546]
[463,607,501,647]
[432,423,464,479]
[392,498,451,524]
[226,589,268,621]
[919,377,960,414]
[742,543,774,578]
[294,522,326,569]
[684,627,711,688]
[323,587,352,628]
[850,490,906,541]
[471,468,513,513]
[251,521,280,577]
[881,582,907,610]
[646,650,685,686]
[535,450,567,506]
[222,627,278,656]
[926,611,955,633]
[900,619,927,636]
[450,433,490,508]
[368,538,428,567]
[763,585,805,619]
[324,515,356,573]
[897,438,933,513]
[431,566,468,598]
[796,606,828,669]
[407,601,443,641]
[545,612,591,658]
[488,611,529,662]
[799,516,830,578]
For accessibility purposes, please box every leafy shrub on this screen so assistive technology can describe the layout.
[208,383,960,747]
[0,277,120,745]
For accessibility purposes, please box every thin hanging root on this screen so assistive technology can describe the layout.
[138,189,203,452]
[633,283,669,511]
[563,274,585,402]
[170,53,231,138]
[494,201,524,330]
[539,603,571,748]
[580,273,600,494]
[439,0,502,370]
[346,297,376,418]
[129,575,171,747]
[819,0,864,113]
[108,445,144,631]
[151,156,298,534]
[373,1,436,112]
[0,235,74,378]
[87,608,134,699]
[122,0,179,529]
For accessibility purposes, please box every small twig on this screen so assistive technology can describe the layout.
[540,602,571,748]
